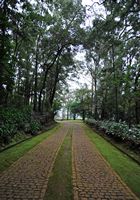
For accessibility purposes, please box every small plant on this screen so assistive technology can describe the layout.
[30,120,41,135]
[0,123,17,144]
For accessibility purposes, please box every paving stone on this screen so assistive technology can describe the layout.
[0,124,68,200]
[0,122,139,200]
[72,123,138,200]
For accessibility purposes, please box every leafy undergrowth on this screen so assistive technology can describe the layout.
[86,119,140,148]
[84,124,140,198]
[0,132,31,150]
[44,128,72,200]
[0,124,60,173]
[93,127,140,164]
[0,106,41,147]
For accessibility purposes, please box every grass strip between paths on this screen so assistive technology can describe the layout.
[44,127,73,200]
[83,124,140,199]
[0,124,61,173]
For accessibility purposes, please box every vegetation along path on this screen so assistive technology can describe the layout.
[0,122,139,200]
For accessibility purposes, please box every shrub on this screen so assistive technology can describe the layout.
[86,119,140,143]
[0,106,31,130]
[30,120,41,135]
[0,123,17,144]
[0,106,41,146]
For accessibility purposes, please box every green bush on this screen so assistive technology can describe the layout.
[0,106,31,129]
[0,123,17,144]
[86,119,140,143]
[30,120,41,135]
[0,106,41,145]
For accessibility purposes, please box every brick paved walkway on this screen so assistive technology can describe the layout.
[0,124,68,200]
[0,122,138,200]
[72,123,138,200]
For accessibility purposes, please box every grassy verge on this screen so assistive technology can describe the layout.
[0,132,31,151]
[44,128,72,200]
[84,124,140,199]
[0,124,60,173]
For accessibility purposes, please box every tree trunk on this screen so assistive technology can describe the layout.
[67,108,69,120]
[134,68,140,124]
[49,64,60,107]
[24,61,31,106]
[112,46,119,122]
[33,36,40,111]
[94,76,98,120]
[91,71,94,116]
[82,110,85,121]
[38,46,64,113]
[0,1,7,105]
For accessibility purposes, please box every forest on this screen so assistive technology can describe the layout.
[0,0,140,148]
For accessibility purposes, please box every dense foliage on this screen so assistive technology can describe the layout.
[0,0,85,113]
[0,0,85,145]
[86,119,140,144]
[65,85,92,120]
[0,107,41,145]
[83,0,140,125]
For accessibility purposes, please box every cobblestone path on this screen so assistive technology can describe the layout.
[0,122,138,200]
[0,124,68,200]
[72,123,138,200]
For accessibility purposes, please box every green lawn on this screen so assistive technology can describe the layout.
[0,124,60,173]
[84,124,140,199]
[44,127,72,200]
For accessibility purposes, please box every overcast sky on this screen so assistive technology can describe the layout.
[68,0,95,91]
[68,0,106,91]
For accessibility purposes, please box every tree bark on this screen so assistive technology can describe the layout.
[112,45,119,122]
[134,68,140,124]
[91,71,94,116]
[33,36,40,111]
[38,45,64,112]
[94,74,98,119]
[82,110,85,121]
[49,64,60,107]
[0,1,7,105]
